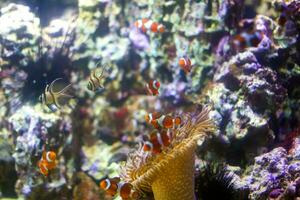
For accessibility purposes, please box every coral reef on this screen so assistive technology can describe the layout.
[241,134,300,199]
[0,0,299,199]
[9,105,72,199]
[0,4,41,66]
[203,50,286,163]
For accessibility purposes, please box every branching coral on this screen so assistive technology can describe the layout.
[120,106,215,200]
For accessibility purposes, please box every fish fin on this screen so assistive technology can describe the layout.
[45,84,50,92]
[111,177,121,183]
[94,87,105,93]
[60,93,74,98]
[58,83,72,95]
[145,84,153,95]
[149,131,157,139]
[55,95,71,107]
[95,60,102,68]
[98,65,106,78]
[92,69,98,80]
[49,78,63,94]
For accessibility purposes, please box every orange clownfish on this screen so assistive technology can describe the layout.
[134,18,165,33]
[232,31,264,51]
[100,177,138,200]
[38,151,57,176]
[144,112,182,129]
[146,80,160,96]
[143,129,173,154]
[178,57,192,74]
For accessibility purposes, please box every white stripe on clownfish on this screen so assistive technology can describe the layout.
[153,80,158,90]
[148,113,153,122]
[157,24,164,31]
[40,162,49,173]
[156,132,164,147]
[46,152,52,162]
[136,20,143,28]
[157,115,166,127]
[167,129,172,140]
[144,141,153,151]
[144,20,154,29]
[117,182,125,194]
[172,119,176,128]
[104,179,111,190]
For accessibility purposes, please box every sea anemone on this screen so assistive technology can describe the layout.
[120,106,215,200]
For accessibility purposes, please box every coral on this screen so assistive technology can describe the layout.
[95,35,130,62]
[120,107,215,200]
[273,0,300,37]
[0,0,299,199]
[129,28,150,51]
[0,67,28,113]
[0,129,17,197]
[81,141,121,180]
[218,0,244,29]
[10,106,59,167]
[8,105,72,198]
[203,50,288,162]
[0,4,41,66]
[243,147,288,199]
[160,80,189,106]
[240,136,300,199]
[72,172,101,200]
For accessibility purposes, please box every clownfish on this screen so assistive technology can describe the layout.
[134,18,165,33]
[100,177,138,200]
[144,112,182,129]
[87,63,110,92]
[178,57,192,74]
[39,78,73,112]
[38,151,57,176]
[232,31,264,51]
[146,80,160,96]
[143,129,173,154]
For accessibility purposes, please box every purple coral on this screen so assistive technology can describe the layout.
[243,137,300,199]
[0,67,27,112]
[269,188,284,198]
[129,27,150,50]
[218,0,244,29]
[160,80,188,105]
[243,147,288,199]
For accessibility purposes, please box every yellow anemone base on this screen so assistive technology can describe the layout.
[151,144,196,200]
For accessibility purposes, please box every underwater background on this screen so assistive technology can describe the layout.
[0,0,299,199]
